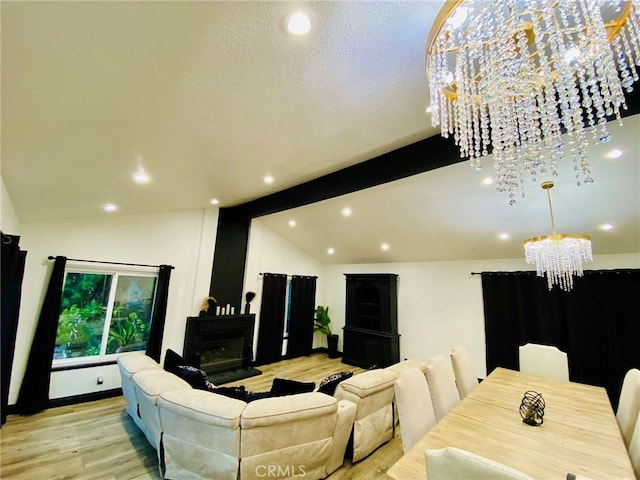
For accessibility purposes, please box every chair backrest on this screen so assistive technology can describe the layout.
[616,368,640,446]
[450,346,478,399]
[425,447,534,480]
[629,412,640,479]
[518,343,569,381]
[394,367,436,453]
[425,355,460,421]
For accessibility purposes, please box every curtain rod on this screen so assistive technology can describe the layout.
[259,273,318,279]
[47,255,174,269]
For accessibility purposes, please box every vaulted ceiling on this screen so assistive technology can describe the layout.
[2,1,639,264]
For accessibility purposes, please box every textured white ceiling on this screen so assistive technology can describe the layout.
[2,1,639,264]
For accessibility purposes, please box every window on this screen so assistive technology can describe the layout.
[53,263,158,365]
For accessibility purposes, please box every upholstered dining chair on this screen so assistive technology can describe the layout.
[425,447,534,480]
[450,346,479,399]
[518,343,569,381]
[629,412,640,479]
[616,367,640,447]
[394,367,437,454]
[424,355,460,421]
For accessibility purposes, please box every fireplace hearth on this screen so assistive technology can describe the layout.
[183,314,259,381]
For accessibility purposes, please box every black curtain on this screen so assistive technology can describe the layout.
[1,233,27,425]
[15,256,67,415]
[255,273,287,366]
[286,275,317,358]
[481,269,640,408]
[146,264,173,362]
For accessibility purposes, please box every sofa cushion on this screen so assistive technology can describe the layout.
[270,377,316,396]
[241,392,337,429]
[318,371,353,396]
[336,369,397,398]
[160,389,246,429]
[118,352,160,376]
[133,368,192,398]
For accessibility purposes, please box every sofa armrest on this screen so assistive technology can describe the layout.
[326,399,357,474]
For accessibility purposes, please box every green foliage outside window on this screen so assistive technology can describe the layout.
[54,271,157,360]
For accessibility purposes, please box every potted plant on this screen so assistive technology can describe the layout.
[314,306,339,358]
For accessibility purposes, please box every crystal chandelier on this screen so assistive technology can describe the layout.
[524,181,593,291]
[426,0,640,205]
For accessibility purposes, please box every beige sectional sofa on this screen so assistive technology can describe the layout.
[116,353,362,479]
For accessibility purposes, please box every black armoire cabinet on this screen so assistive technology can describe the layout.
[342,273,399,368]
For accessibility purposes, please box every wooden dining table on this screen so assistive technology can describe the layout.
[386,367,635,479]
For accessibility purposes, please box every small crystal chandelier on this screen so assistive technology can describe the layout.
[426,0,640,205]
[524,181,593,291]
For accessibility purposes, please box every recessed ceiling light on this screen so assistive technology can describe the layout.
[341,207,352,217]
[288,220,296,227]
[103,203,117,212]
[327,247,335,255]
[483,177,494,186]
[498,233,510,240]
[607,149,623,159]
[133,169,150,184]
[287,12,311,35]
[264,175,274,184]
[381,243,390,251]
[210,198,219,205]
[600,223,614,231]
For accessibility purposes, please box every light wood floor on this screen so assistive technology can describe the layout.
[0,353,404,480]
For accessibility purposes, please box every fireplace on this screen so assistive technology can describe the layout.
[183,314,256,378]
[199,332,245,375]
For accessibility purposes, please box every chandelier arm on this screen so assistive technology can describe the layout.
[607,1,633,41]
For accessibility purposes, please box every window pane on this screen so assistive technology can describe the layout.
[54,273,112,359]
[106,275,157,354]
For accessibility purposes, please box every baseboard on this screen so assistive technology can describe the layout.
[48,388,123,408]
[4,388,123,416]
[311,347,343,356]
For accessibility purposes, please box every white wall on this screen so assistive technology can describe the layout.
[9,207,218,403]
[243,220,327,354]
[1,177,21,234]
[325,253,640,378]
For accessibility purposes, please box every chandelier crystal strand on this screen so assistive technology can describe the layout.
[427,0,640,204]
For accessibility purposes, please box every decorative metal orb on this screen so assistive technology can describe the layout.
[520,390,545,426]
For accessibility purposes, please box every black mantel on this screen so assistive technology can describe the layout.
[183,314,255,374]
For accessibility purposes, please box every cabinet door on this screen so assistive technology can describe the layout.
[345,274,398,334]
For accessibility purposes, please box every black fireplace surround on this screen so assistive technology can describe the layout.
[183,314,255,377]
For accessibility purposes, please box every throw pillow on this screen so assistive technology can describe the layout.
[163,349,187,374]
[211,385,248,401]
[317,371,354,396]
[174,365,216,391]
[244,390,276,402]
[270,377,316,396]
